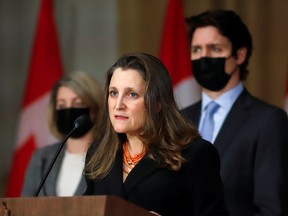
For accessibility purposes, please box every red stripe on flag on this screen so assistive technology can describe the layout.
[159,0,200,108]
[5,0,63,197]
[5,136,36,197]
[159,0,192,86]
[22,0,63,107]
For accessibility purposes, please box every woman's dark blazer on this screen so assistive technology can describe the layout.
[21,143,87,196]
[84,137,228,216]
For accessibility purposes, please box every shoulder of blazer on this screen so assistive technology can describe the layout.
[182,137,219,163]
[181,100,201,113]
[181,100,202,126]
[29,142,60,159]
[32,142,63,161]
[35,142,62,154]
[238,88,288,116]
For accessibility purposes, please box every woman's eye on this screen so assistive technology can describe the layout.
[73,102,85,108]
[109,90,117,97]
[129,92,138,98]
[56,104,66,110]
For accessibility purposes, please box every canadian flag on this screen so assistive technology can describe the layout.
[5,0,63,197]
[159,0,200,109]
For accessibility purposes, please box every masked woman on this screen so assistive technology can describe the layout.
[21,71,102,196]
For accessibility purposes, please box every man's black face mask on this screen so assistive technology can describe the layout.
[192,57,231,91]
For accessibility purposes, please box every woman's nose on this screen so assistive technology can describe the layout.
[115,97,125,110]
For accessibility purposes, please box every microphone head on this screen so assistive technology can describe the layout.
[73,115,90,129]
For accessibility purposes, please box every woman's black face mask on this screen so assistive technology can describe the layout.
[192,57,231,91]
[56,108,93,138]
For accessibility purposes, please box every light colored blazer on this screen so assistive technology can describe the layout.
[21,143,87,197]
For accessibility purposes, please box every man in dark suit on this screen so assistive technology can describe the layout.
[182,10,288,216]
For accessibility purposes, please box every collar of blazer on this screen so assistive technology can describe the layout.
[214,89,252,156]
[105,145,159,197]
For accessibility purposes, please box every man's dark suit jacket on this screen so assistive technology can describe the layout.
[182,89,288,216]
[84,138,228,216]
[21,143,87,196]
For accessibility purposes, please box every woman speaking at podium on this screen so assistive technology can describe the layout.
[84,53,227,216]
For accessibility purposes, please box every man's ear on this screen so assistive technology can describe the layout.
[236,47,247,65]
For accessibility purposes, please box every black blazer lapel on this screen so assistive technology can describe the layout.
[214,89,251,157]
[182,100,202,128]
[123,156,158,195]
[102,149,126,198]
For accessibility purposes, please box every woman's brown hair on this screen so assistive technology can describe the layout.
[85,53,199,179]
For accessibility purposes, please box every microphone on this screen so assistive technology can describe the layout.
[33,115,90,197]
[74,115,90,129]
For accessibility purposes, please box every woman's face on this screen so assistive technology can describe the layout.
[56,86,86,110]
[108,68,146,136]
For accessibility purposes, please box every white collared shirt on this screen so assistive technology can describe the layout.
[199,83,244,143]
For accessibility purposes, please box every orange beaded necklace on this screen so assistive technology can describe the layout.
[123,142,145,174]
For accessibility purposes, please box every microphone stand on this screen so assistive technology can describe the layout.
[33,126,77,197]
